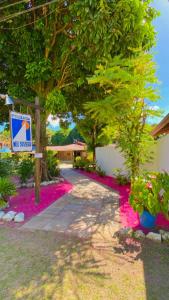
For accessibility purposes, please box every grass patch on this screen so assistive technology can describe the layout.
[0,228,169,300]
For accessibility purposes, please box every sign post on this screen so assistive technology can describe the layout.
[1,94,42,204]
[35,97,41,204]
[10,111,32,152]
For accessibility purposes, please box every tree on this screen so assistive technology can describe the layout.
[46,128,55,145]
[0,0,158,180]
[50,126,84,145]
[0,0,74,179]
[51,128,70,146]
[77,115,111,161]
[63,126,84,145]
[86,53,160,178]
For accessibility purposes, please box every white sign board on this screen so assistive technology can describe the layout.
[10,111,32,152]
[34,153,43,158]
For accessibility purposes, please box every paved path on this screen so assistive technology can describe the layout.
[22,165,120,238]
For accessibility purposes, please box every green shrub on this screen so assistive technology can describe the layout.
[73,156,85,169]
[0,177,16,205]
[0,199,8,209]
[129,172,169,218]
[0,158,14,177]
[18,158,34,183]
[78,159,86,169]
[113,168,130,185]
[73,156,81,169]
[73,157,95,171]
[46,151,60,178]
[96,165,106,177]
[84,162,92,172]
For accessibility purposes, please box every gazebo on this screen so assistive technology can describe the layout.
[47,142,87,161]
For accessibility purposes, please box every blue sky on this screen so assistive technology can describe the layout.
[153,0,169,115]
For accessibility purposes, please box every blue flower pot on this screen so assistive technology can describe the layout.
[140,211,157,229]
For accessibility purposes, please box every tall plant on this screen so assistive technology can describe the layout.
[86,53,160,179]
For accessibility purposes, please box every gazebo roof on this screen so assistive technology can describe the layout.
[47,143,86,152]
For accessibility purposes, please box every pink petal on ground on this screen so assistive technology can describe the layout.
[77,170,169,232]
[3,180,73,228]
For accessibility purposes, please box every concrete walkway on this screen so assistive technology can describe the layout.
[22,165,120,239]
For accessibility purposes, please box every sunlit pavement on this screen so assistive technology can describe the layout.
[22,164,120,239]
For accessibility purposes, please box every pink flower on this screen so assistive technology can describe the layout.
[146,182,152,189]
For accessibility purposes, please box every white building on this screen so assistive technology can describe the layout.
[96,114,169,176]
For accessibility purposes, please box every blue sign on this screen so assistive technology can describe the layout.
[10,112,32,152]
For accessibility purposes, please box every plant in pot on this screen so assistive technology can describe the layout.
[130,172,169,228]
[0,177,17,209]
[129,174,161,228]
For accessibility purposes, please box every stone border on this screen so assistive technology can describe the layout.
[16,177,65,189]
[114,227,169,243]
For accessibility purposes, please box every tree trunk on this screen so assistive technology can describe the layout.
[131,155,140,181]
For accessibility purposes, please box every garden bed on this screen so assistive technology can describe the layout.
[76,169,169,232]
[0,179,73,227]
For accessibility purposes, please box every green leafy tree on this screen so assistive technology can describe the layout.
[46,128,55,146]
[77,115,111,161]
[51,128,70,146]
[86,53,160,178]
[63,126,84,145]
[0,0,158,180]
[51,126,84,145]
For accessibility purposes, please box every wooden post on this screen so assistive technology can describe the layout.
[35,96,41,204]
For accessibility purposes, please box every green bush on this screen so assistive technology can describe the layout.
[0,177,16,206]
[73,156,81,169]
[0,199,8,209]
[113,168,130,185]
[129,172,169,218]
[84,162,92,172]
[0,158,13,177]
[18,158,34,183]
[96,165,106,177]
[46,151,60,178]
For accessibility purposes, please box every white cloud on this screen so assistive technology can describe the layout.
[47,115,60,127]
[149,105,160,111]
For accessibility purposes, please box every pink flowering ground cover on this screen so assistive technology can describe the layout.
[77,170,169,232]
[1,180,73,227]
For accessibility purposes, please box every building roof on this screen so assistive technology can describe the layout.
[47,143,87,152]
[152,113,169,137]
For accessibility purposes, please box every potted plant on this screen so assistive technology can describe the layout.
[0,177,17,209]
[129,173,169,228]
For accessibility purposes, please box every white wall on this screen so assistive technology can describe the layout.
[96,144,126,176]
[156,135,169,173]
[96,135,169,176]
